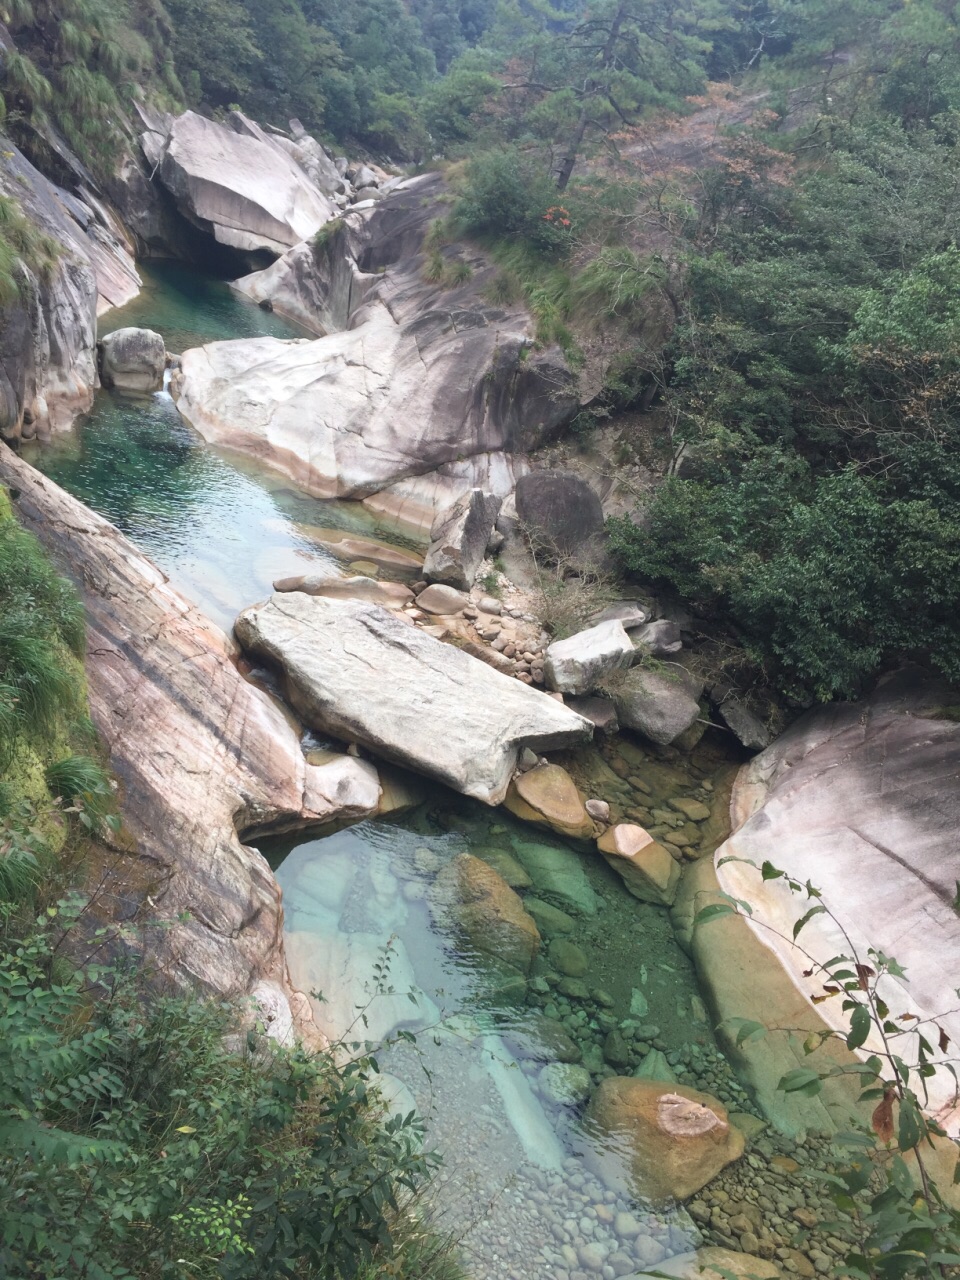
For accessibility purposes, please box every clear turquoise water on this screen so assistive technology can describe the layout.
[261,787,753,1277]
[25,262,424,631]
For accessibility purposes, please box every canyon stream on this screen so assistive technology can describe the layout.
[26,262,780,1280]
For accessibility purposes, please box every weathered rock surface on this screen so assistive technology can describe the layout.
[0,134,140,441]
[273,573,413,608]
[642,1247,781,1279]
[590,601,650,629]
[566,695,619,735]
[633,619,683,656]
[545,619,635,695]
[98,327,166,392]
[716,668,960,1131]
[432,853,540,973]
[584,1078,745,1203]
[514,470,605,559]
[181,178,576,509]
[613,666,704,745]
[0,446,380,1007]
[597,824,681,905]
[416,583,470,614]
[504,763,594,839]
[719,696,772,750]
[423,488,502,589]
[152,111,334,258]
[234,593,593,804]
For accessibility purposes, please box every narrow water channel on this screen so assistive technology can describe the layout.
[25,261,761,1280]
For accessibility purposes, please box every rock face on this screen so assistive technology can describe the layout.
[423,488,502,590]
[234,593,593,804]
[613,666,704,745]
[633,619,683,657]
[715,668,960,1132]
[545,620,635,695]
[432,853,540,973]
[596,824,681,905]
[179,177,576,509]
[0,134,140,442]
[504,764,595,839]
[0,446,380,1008]
[584,1078,745,1203]
[514,470,605,559]
[152,111,335,258]
[645,1248,781,1280]
[98,327,166,392]
[273,573,413,608]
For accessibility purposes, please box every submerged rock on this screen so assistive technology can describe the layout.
[643,1247,781,1279]
[273,573,413,608]
[538,1062,592,1106]
[432,852,540,974]
[98,326,166,392]
[584,1078,745,1203]
[509,837,599,916]
[234,593,592,804]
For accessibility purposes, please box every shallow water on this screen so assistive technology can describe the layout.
[262,785,754,1278]
[26,262,423,630]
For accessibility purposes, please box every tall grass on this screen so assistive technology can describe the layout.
[0,496,86,765]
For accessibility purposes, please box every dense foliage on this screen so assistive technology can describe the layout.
[610,96,960,698]
[0,912,448,1280]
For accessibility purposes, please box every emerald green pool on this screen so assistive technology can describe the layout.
[25,262,424,630]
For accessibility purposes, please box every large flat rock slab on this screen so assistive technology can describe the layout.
[0,446,380,1006]
[235,593,594,803]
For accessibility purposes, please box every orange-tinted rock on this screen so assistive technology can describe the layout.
[584,1078,745,1203]
[596,823,681,905]
[504,763,594,839]
[432,853,540,973]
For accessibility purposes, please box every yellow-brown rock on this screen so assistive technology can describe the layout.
[584,1078,745,1203]
[432,853,540,973]
[504,763,594,839]
[596,823,681,905]
[640,1247,781,1279]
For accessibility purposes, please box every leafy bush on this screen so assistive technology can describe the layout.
[0,914,461,1280]
[456,147,572,257]
[610,452,960,700]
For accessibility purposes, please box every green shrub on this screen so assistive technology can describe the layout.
[0,917,462,1280]
[456,147,572,257]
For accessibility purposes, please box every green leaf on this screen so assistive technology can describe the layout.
[793,905,827,940]
[846,1004,872,1051]
[693,903,737,927]
[778,1067,823,1096]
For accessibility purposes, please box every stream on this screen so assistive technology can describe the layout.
[25,260,758,1280]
